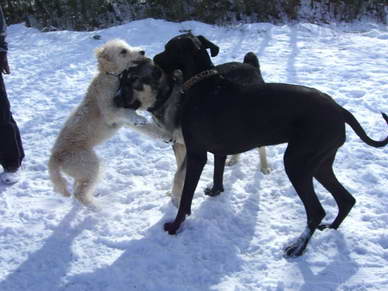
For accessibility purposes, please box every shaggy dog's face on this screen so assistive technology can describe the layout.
[113,59,165,111]
[95,39,146,74]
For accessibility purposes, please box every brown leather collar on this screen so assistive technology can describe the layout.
[181,69,219,92]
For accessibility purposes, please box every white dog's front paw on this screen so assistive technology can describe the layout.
[260,166,272,175]
[162,135,175,144]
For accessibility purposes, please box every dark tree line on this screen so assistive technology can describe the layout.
[2,0,387,31]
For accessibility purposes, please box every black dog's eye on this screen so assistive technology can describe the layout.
[120,49,128,55]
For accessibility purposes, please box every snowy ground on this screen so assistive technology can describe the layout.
[0,19,387,291]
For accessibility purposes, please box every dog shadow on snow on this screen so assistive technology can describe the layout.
[0,180,259,291]
[59,173,263,291]
[0,175,358,291]
[219,154,359,290]
[11,158,259,290]
[288,231,359,291]
[0,206,91,291]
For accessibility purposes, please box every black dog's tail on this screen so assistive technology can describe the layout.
[342,108,388,147]
[243,52,264,83]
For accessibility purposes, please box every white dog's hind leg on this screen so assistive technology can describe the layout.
[48,155,71,197]
[64,150,100,206]
[74,179,98,206]
[258,146,271,174]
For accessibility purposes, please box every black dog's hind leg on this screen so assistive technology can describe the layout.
[164,150,207,234]
[283,143,326,257]
[205,154,226,196]
[314,151,356,231]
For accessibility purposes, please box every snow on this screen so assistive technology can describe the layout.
[0,18,387,290]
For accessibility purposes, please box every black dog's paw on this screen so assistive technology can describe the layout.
[204,186,224,196]
[283,238,308,258]
[164,221,181,235]
[317,224,331,231]
[284,244,305,258]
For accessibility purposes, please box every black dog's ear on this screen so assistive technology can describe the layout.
[181,36,202,55]
[197,35,219,57]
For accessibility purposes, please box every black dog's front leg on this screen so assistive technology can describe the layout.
[164,151,207,234]
[205,154,226,196]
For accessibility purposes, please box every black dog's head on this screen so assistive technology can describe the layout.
[153,33,219,81]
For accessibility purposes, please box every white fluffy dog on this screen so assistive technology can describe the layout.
[48,39,147,206]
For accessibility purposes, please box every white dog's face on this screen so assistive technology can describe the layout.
[95,39,145,74]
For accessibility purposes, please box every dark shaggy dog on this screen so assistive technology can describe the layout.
[151,33,388,257]
[115,36,269,207]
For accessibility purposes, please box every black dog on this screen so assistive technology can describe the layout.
[152,33,388,257]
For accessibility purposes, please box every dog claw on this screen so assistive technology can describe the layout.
[317,224,334,231]
[284,246,305,258]
[283,229,313,258]
[283,240,307,258]
[134,121,147,126]
[204,186,224,196]
[163,138,175,144]
[260,167,271,175]
[226,160,238,167]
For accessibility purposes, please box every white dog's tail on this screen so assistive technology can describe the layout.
[48,155,71,197]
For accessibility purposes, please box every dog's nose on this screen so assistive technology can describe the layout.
[139,50,145,56]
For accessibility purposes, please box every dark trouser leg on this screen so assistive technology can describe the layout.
[0,74,24,170]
